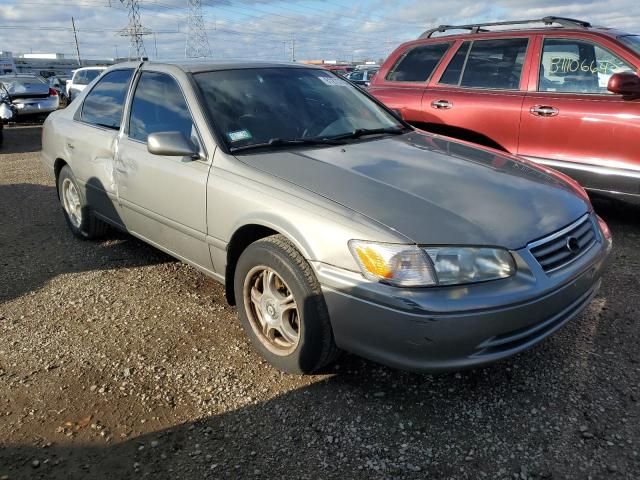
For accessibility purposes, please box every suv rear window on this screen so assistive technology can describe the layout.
[386,43,450,82]
[439,38,528,90]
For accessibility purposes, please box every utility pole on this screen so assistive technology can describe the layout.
[185,0,211,58]
[290,35,295,62]
[71,17,82,66]
[118,0,150,60]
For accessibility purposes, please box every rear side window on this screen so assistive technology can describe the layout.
[80,69,134,129]
[128,71,195,143]
[386,43,450,82]
[439,38,529,90]
[539,38,634,94]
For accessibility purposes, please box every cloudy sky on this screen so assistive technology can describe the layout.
[0,0,639,62]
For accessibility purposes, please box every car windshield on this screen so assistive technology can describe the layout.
[193,67,403,151]
[76,69,102,85]
[619,34,640,55]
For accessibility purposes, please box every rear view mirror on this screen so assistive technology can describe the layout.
[607,72,640,96]
[147,132,199,159]
[0,103,14,121]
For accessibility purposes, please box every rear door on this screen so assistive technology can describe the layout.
[422,37,532,152]
[68,68,135,227]
[519,34,640,195]
[115,68,213,272]
[369,42,452,121]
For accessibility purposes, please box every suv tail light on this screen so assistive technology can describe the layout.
[49,88,58,96]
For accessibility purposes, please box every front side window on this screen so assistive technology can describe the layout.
[539,38,634,94]
[128,71,195,143]
[80,69,133,129]
[440,38,528,90]
[386,43,450,82]
[194,67,403,149]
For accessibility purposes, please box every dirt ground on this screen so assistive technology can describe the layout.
[0,124,639,480]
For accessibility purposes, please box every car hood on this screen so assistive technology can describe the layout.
[237,132,590,249]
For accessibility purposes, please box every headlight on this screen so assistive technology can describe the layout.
[349,241,515,287]
[348,241,436,287]
[424,247,515,286]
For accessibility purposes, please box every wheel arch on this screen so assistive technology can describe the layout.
[53,158,68,192]
[225,223,304,306]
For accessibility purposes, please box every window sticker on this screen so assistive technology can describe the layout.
[318,76,349,87]
[227,129,252,142]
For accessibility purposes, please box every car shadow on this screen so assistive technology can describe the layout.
[1,125,43,154]
[0,182,173,303]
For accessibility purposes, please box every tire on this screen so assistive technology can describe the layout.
[234,234,340,374]
[57,165,109,239]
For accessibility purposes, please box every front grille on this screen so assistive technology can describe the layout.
[528,214,597,273]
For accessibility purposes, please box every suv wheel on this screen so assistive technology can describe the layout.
[57,165,108,239]
[234,234,339,374]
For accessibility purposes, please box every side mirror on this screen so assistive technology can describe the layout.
[0,103,14,121]
[607,72,640,96]
[147,132,199,159]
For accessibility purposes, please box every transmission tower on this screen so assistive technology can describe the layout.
[118,0,151,59]
[185,0,211,59]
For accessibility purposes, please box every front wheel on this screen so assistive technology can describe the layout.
[234,235,339,374]
[57,165,108,239]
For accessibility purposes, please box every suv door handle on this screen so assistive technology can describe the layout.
[431,100,453,110]
[66,142,75,149]
[530,105,559,117]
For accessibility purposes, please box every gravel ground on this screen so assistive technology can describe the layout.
[0,124,639,480]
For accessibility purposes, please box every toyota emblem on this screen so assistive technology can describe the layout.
[566,236,580,253]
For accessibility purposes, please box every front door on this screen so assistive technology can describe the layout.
[116,69,213,272]
[423,37,532,153]
[519,36,640,196]
[369,42,451,122]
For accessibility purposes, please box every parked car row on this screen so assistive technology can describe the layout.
[369,16,640,203]
[41,52,612,374]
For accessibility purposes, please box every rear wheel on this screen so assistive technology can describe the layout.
[57,165,108,239]
[234,235,339,374]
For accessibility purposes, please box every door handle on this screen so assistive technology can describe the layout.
[530,105,559,117]
[431,99,453,110]
[66,142,75,149]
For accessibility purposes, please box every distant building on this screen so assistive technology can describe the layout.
[0,52,16,74]
[1,52,115,78]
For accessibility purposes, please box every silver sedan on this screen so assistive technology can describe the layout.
[40,61,611,374]
[0,74,59,116]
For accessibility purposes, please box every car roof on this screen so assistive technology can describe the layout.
[0,74,42,79]
[109,59,322,74]
[74,66,108,71]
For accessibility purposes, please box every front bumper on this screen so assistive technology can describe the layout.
[12,96,59,116]
[314,233,610,373]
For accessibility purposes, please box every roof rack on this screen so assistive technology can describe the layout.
[419,16,592,39]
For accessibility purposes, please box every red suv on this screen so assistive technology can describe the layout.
[370,17,640,201]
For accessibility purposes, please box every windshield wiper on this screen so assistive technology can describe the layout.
[325,126,407,141]
[230,137,344,153]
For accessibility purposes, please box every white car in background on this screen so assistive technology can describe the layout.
[66,67,107,101]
